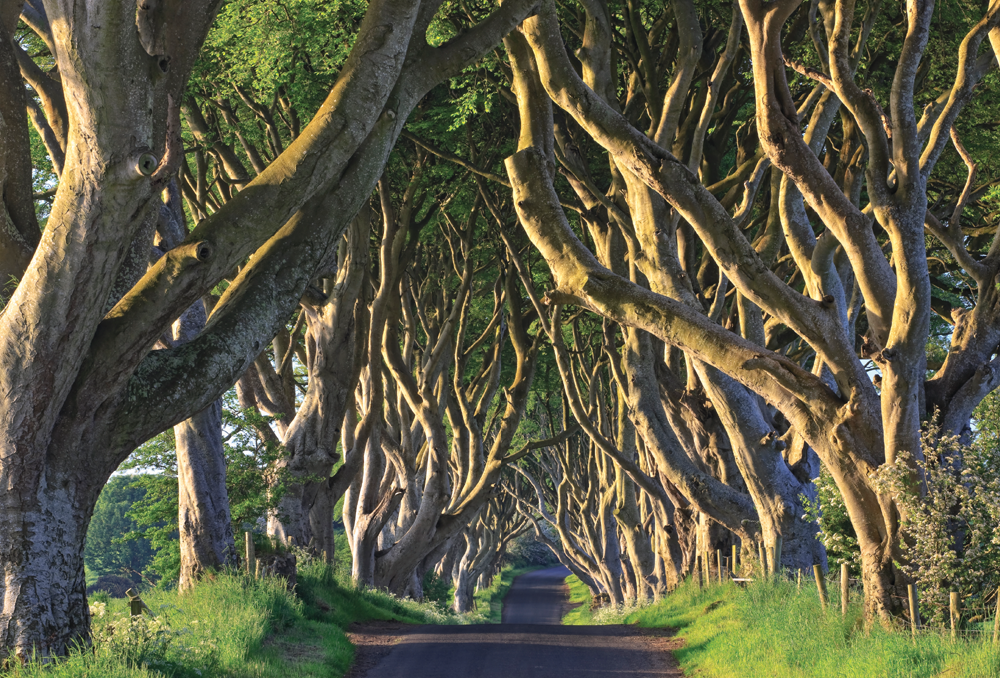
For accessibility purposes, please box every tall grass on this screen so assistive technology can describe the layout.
[561,574,596,625]
[4,556,484,678]
[568,575,1000,678]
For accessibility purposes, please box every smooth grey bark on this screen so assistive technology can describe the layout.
[173,304,235,590]
[266,215,369,556]
[153,189,237,592]
[176,397,236,590]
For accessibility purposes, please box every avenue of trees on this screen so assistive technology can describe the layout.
[3,0,1000,662]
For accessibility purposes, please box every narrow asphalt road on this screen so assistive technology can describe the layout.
[346,565,682,678]
[501,565,572,624]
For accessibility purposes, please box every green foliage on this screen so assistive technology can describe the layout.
[119,391,291,584]
[84,477,155,585]
[421,570,452,611]
[185,0,368,174]
[872,411,1000,624]
[120,430,182,584]
[801,467,861,575]
[220,404,294,533]
[805,403,1000,609]
[197,0,364,103]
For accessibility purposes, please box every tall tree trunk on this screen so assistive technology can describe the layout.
[0,470,100,660]
[176,398,236,589]
[267,216,368,552]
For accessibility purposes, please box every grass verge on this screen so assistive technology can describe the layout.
[570,575,1000,678]
[561,574,595,625]
[5,556,481,678]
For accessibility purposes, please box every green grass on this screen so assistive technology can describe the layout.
[561,574,595,625]
[573,575,1000,678]
[5,555,478,677]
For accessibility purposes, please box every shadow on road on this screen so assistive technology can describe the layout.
[346,565,682,678]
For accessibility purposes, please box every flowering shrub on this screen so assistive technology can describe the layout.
[86,602,220,674]
[871,414,1000,624]
[91,612,174,669]
[801,468,861,575]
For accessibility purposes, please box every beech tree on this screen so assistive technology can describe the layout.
[495,0,1000,622]
[7,0,1000,657]
[334,160,549,598]
[0,0,535,659]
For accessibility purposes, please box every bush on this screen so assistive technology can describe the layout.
[872,413,1000,624]
[87,574,136,599]
[421,570,452,611]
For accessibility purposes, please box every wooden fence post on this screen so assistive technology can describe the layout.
[696,554,703,588]
[993,586,1000,646]
[245,530,255,577]
[125,588,152,617]
[813,565,828,610]
[703,550,710,586]
[797,568,802,591]
[758,542,765,576]
[840,563,849,615]
[732,544,738,579]
[716,549,723,584]
[908,584,920,638]
[773,536,782,577]
[950,592,960,639]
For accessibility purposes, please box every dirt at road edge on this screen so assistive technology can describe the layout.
[345,621,412,678]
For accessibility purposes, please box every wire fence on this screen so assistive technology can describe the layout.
[690,547,1000,643]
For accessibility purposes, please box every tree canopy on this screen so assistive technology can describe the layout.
[4,0,1000,661]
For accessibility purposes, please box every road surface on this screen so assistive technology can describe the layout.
[501,565,573,624]
[346,565,681,677]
